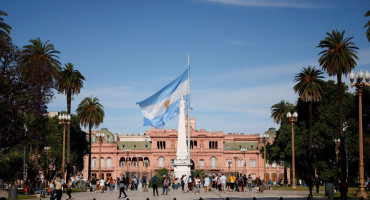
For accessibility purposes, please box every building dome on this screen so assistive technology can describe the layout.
[92,128,115,143]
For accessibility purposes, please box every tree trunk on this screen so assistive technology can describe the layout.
[34,141,39,181]
[308,102,313,177]
[88,124,92,180]
[66,92,71,180]
[337,74,346,183]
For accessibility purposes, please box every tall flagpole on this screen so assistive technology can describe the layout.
[187,53,191,161]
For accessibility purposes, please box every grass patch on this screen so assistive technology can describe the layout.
[17,194,35,199]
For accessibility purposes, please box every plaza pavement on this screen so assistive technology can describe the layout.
[29,189,329,200]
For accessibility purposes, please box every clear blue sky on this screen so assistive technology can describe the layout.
[2,0,370,135]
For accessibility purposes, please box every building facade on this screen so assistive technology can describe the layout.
[83,119,289,183]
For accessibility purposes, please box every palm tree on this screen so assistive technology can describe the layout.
[76,96,104,180]
[317,30,358,183]
[0,10,11,41]
[365,11,370,42]
[56,62,85,177]
[293,66,324,176]
[271,100,293,125]
[21,37,60,177]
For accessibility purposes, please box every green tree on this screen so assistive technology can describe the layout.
[0,10,11,41]
[270,100,294,125]
[317,30,358,183]
[365,11,370,42]
[293,66,324,176]
[56,62,85,178]
[20,37,60,177]
[76,96,104,180]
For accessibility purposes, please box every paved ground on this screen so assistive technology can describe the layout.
[29,189,328,200]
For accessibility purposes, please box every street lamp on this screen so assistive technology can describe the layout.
[125,149,131,177]
[261,134,269,181]
[228,160,232,175]
[334,138,340,186]
[136,155,141,177]
[44,146,51,180]
[349,69,369,199]
[287,111,298,189]
[58,114,71,177]
[95,132,105,180]
[241,148,247,175]
[311,144,318,177]
[233,155,238,175]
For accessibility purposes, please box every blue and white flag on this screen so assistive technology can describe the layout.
[136,69,189,128]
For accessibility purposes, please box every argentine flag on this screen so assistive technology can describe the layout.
[136,69,189,128]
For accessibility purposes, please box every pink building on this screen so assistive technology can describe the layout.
[83,119,289,184]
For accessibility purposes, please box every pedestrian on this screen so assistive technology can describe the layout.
[162,176,170,195]
[54,176,63,200]
[142,174,148,192]
[339,181,348,200]
[152,175,159,196]
[247,175,252,191]
[307,176,313,199]
[181,175,185,192]
[66,178,72,200]
[99,177,105,193]
[138,176,142,191]
[221,173,227,193]
[204,175,210,192]
[195,174,202,194]
[314,175,320,193]
[238,174,244,192]
[91,178,97,193]
[109,177,114,191]
[188,175,194,193]
[117,173,128,199]
[48,179,55,200]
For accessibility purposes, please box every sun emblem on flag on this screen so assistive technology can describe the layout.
[164,100,170,109]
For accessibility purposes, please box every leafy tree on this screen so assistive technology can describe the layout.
[293,66,324,177]
[76,96,104,180]
[149,168,168,187]
[317,30,358,183]
[192,169,206,180]
[0,10,11,42]
[20,37,61,177]
[365,11,370,42]
[56,62,85,178]
[270,100,294,125]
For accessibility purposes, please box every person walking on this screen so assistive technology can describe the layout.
[152,175,159,196]
[91,178,97,193]
[230,174,236,192]
[137,176,142,191]
[66,178,72,199]
[187,175,194,193]
[195,174,202,194]
[162,176,170,195]
[204,175,210,192]
[314,175,320,193]
[142,174,148,192]
[247,175,252,191]
[220,173,227,193]
[99,178,105,193]
[48,179,55,200]
[54,176,63,200]
[307,176,314,199]
[182,175,188,192]
[118,173,128,199]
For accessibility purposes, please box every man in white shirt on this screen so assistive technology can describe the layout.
[182,175,188,192]
[220,173,227,193]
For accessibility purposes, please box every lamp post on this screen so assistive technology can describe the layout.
[228,160,232,175]
[261,134,269,181]
[233,155,238,175]
[44,146,51,180]
[125,149,131,177]
[58,114,71,177]
[311,144,318,177]
[287,111,298,189]
[136,155,141,177]
[350,70,369,199]
[96,132,105,179]
[241,148,247,175]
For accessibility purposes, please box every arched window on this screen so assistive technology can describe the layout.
[158,157,164,167]
[120,158,125,167]
[215,141,218,149]
[163,141,166,149]
[190,141,193,149]
[100,157,104,168]
[250,159,256,167]
[157,141,159,149]
[107,157,112,168]
[92,157,97,168]
[194,140,197,147]
[209,141,212,149]
[211,157,217,168]
[212,141,214,149]
[160,141,163,149]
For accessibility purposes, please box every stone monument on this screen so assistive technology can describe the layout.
[173,97,191,179]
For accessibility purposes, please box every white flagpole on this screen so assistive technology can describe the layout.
[187,53,191,161]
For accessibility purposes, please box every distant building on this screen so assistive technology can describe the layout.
[83,119,289,184]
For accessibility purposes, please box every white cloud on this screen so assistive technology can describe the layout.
[203,0,318,9]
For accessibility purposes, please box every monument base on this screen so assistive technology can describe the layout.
[173,158,191,179]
